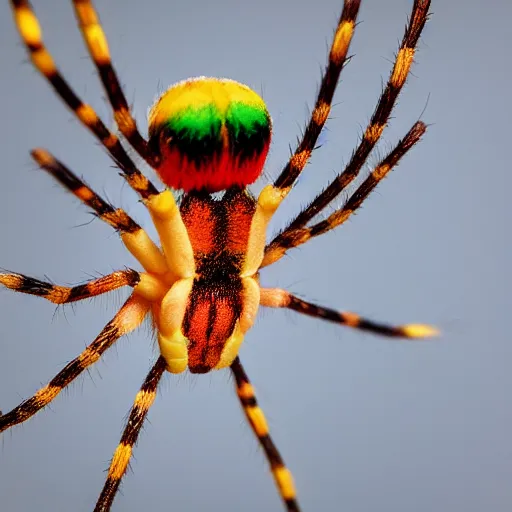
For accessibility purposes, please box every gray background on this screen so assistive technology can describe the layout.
[0,1,510,511]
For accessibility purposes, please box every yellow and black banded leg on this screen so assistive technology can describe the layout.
[94,357,166,512]
[231,357,299,512]
[10,0,158,199]
[0,269,140,304]
[0,294,149,433]
[32,148,140,234]
[263,121,426,266]
[260,287,438,339]
[31,149,168,275]
[273,0,360,194]
[72,0,156,168]
[277,0,431,233]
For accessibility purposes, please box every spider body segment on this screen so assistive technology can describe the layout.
[149,77,272,192]
[2,1,437,510]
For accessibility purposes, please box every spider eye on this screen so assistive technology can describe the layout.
[148,77,272,192]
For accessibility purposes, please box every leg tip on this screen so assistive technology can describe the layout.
[401,324,439,338]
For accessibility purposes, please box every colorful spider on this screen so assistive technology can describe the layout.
[1,0,437,510]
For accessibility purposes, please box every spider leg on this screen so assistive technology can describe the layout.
[0,269,140,304]
[142,189,195,280]
[262,121,426,267]
[276,0,430,233]
[231,357,299,512]
[32,148,139,234]
[10,0,159,199]
[72,0,156,167]
[94,357,166,512]
[0,293,149,433]
[273,0,360,195]
[31,149,168,275]
[260,287,438,338]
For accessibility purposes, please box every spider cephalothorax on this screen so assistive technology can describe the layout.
[2,1,436,511]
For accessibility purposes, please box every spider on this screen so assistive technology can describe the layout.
[1,0,437,511]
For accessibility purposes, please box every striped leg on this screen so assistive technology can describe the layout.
[0,294,149,432]
[0,270,140,304]
[231,357,299,512]
[72,0,156,167]
[31,148,138,234]
[277,0,430,232]
[10,0,158,199]
[262,121,426,267]
[32,149,168,275]
[273,0,360,194]
[260,287,438,339]
[95,357,166,512]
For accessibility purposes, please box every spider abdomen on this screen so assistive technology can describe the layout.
[148,77,271,193]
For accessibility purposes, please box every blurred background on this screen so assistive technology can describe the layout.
[0,1,509,511]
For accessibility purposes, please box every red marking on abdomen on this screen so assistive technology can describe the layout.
[157,146,268,194]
